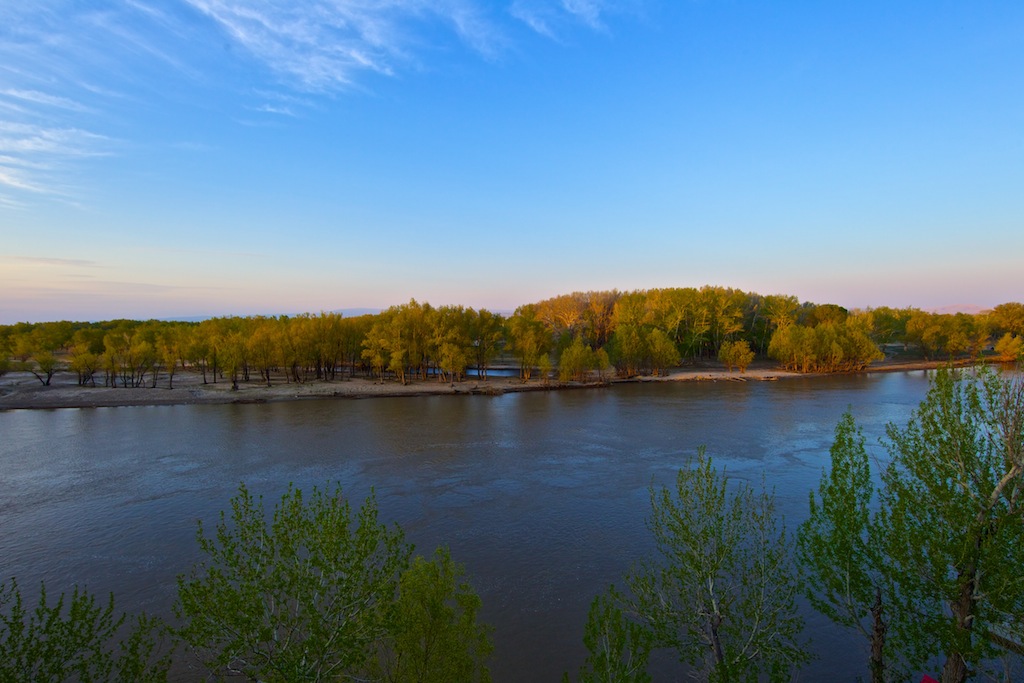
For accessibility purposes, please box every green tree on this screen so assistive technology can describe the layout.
[646,328,680,376]
[990,302,1024,338]
[566,587,653,683]
[797,412,887,683]
[537,353,553,385]
[431,305,472,385]
[866,306,914,347]
[717,340,754,373]
[609,324,647,377]
[27,349,60,386]
[68,332,100,387]
[0,578,170,683]
[558,336,595,382]
[467,308,505,381]
[878,368,1024,683]
[175,483,412,681]
[627,449,809,682]
[374,547,492,683]
[768,320,882,373]
[507,305,551,380]
[994,332,1023,363]
[755,294,800,353]
[362,318,392,383]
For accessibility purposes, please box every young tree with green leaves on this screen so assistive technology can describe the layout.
[627,449,809,682]
[879,368,1024,683]
[797,412,888,683]
[565,587,654,683]
[468,308,505,381]
[506,305,550,381]
[374,547,493,683]
[0,578,170,683]
[802,369,1024,683]
[175,483,493,683]
[559,336,596,382]
[175,484,412,681]
[646,328,680,376]
[717,340,755,373]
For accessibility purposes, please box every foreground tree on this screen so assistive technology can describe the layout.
[175,483,492,682]
[176,484,411,680]
[0,578,169,682]
[879,368,1024,683]
[374,547,493,683]
[627,449,809,682]
[798,412,887,683]
[801,368,1024,683]
[566,587,654,683]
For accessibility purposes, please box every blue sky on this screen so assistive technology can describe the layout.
[2,1,1022,323]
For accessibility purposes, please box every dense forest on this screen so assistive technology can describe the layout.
[2,287,1023,388]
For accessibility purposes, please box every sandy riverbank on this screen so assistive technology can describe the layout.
[0,359,973,411]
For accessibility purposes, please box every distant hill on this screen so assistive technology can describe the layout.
[928,304,988,315]
[331,308,382,317]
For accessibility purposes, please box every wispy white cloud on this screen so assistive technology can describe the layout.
[0,168,43,193]
[510,0,636,38]
[255,104,298,117]
[0,121,110,195]
[0,5,124,201]
[562,0,604,29]
[0,193,26,209]
[250,89,315,118]
[11,256,102,268]
[509,3,556,38]
[1,89,92,113]
[0,122,109,158]
[182,0,506,91]
[0,0,629,206]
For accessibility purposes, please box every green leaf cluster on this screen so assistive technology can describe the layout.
[800,367,1024,683]
[0,578,169,683]
[174,483,492,682]
[571,450,810,682]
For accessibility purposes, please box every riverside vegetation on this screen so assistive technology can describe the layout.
[2,367,1023,682]
[2,288,1023,391]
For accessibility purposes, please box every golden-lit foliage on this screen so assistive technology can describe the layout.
[2,294,1020,385]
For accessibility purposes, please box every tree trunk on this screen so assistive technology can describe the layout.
[870,586,887,683]
[709,612,727,676]
[941,555,980,683]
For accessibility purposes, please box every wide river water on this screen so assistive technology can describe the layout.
[1,370,938,680]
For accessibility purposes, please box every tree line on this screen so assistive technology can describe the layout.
[2,289,1023,388]
[3,367,1023,682]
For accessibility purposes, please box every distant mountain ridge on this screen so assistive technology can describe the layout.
[330,308,382,317]
[927,304,988,315]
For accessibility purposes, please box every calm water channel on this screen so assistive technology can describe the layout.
[1,371,936,680]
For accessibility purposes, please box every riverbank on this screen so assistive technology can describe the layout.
[0,358,984,411]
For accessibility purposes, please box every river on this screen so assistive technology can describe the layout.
[0,370,935,680]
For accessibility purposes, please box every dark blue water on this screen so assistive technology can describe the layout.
[0,371,934,680]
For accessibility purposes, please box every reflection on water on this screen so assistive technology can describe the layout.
[0,372,935,681]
